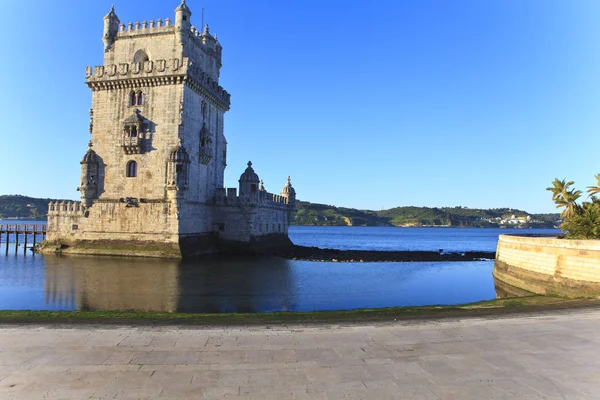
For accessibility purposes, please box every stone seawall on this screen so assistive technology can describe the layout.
[493,234,600,298]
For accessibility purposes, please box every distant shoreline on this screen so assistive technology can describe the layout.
[1,194,561,228]
[0,218,559,230]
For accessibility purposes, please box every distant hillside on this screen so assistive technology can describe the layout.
[0,195,67,220]
[295,201,560,228]
[0,195,561,228]
[293,201,390,226]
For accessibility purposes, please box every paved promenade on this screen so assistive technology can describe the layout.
[1,309,599,399]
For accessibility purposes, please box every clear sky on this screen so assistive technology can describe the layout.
[1,0,599,213]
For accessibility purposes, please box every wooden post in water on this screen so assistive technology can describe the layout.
[33,226,37,248]
[4,229,8,255]
[23,225,28,255]
[14,225,19,255]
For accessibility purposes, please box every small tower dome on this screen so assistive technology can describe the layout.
[239,161,259,182]
[201,24,216,46]
[239,161,260,198]
[81,141,100,164]
[281,176,296,195]
[280,176,296,205]
[175,0,191,12]
[104,5,118,20]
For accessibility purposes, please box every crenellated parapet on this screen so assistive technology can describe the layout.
[86,58,186,83]
[215,188,292,209]
[47,201,87,217]
[117,19,174,37]
[85,58,230,109]
[186,61,231,109]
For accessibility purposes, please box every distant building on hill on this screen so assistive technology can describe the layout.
[41,1,296,258]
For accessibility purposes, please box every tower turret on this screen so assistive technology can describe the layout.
[79,141,101,206]
[175,0,192,43]
[239,161,260,199]
[201,24,216,47]
[167,139,191,198]
[102,5,120,51]
[280,176,296,206]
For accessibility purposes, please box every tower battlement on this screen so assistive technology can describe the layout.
[85,58,231,108]
[215,188,291,208]
[117,19,174,36]
[48,201,86,217]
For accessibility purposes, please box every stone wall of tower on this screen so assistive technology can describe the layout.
[104,27,182,65]
[90,80,183,200]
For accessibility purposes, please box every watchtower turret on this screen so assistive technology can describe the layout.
[79,141,101,206]
[280,176,296,206]
[102,5,120,51]
[175,0,192,43]
[239,161,260,199]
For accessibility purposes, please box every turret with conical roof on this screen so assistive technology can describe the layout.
[175,0,192,43]
[280,176,296,206]
[167,139,190,196]
[103,5,120,51]
[239,161,260,199]
[79,142,102,206]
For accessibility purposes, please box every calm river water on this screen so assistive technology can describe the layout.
[0,223,558,313]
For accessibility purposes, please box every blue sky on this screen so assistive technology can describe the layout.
[1,0,599,213]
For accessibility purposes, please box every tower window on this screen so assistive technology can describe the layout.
[129,91,144,106]
[183,16,187,21]
[133,49,149,63]
[126,160,138,177]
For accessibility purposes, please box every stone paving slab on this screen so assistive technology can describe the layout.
[1,309,600,399]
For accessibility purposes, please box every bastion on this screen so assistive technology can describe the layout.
[38,1,297,258]
[493,234,600,298]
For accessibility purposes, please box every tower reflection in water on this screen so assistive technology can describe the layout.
[44,255,296,313]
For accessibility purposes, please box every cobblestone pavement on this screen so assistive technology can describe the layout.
[1,309,599,399]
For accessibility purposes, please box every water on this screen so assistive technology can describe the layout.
[0,223,559,313]
[290,226,559,252]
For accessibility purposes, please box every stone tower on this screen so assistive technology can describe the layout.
[43,2,296,258]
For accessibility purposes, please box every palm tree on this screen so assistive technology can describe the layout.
[586,173,600,198]
[546,178,581,218]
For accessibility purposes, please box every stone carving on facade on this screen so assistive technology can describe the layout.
[199,123,212,165]
[167,139,190,195]
[88,108,93,134]
[79,141,102,207]
[122,109,146,154]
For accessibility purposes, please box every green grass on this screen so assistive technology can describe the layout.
[0,295,594,325]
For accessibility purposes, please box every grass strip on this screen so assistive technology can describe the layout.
[0,296,597,325]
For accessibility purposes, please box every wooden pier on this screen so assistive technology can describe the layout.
[0,224,47,255]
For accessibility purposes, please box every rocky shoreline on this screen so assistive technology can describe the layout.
[275,245,495,262]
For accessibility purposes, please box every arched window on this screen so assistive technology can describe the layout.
[130,91,136,106]
[133,49,149,63]
[126,160,137,177]
[137,91,143,106]
[129,126,137,137]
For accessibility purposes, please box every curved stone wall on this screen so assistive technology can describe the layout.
[493,234,600,298]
